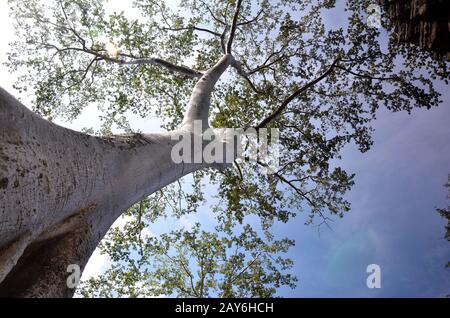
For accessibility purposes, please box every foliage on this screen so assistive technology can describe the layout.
[6,0,449,297]
[79,208,296,297]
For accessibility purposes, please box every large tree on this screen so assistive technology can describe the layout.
[381,0,450,60]
[0,0,448,297]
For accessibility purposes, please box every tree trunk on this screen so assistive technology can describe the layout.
[0,54,232,297]
[381,0,450,60]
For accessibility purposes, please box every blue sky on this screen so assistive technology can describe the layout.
[276,90,450,297]
[0,0,448,297]
[275,3,450,297]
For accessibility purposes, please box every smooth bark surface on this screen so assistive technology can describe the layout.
[0,51,233,297]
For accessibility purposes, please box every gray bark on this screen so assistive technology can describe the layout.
[0,54,232,297]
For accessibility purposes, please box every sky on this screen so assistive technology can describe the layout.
[0,0,449,297]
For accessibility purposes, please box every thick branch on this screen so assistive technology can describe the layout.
[43,44,203,79]
[183,55,233,126]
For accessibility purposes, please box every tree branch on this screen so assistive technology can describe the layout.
[113,55,203,78]
[220,26,229,53]
[238,9,264,26]
[246,44,291,76]
[183,54,233,125]
[230,58,262,94]
[164,252,199,297]
[226,0,243,54]
[255,58,340,129]
[62,56,100,93]
[199,0,227,26]
[256,160,317,208]
[220,250,263,298]
[233,160,244,180]
[36,3,204,79]
[336,65,399,81]
[57,0,87,49]
[42,43,203,79]
[163,26,222,37]
[156,1,222,37]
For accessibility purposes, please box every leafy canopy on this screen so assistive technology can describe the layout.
[7,0,448,297]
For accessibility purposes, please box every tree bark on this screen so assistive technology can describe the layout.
[381,0,450,60]
[0,54,233,297]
